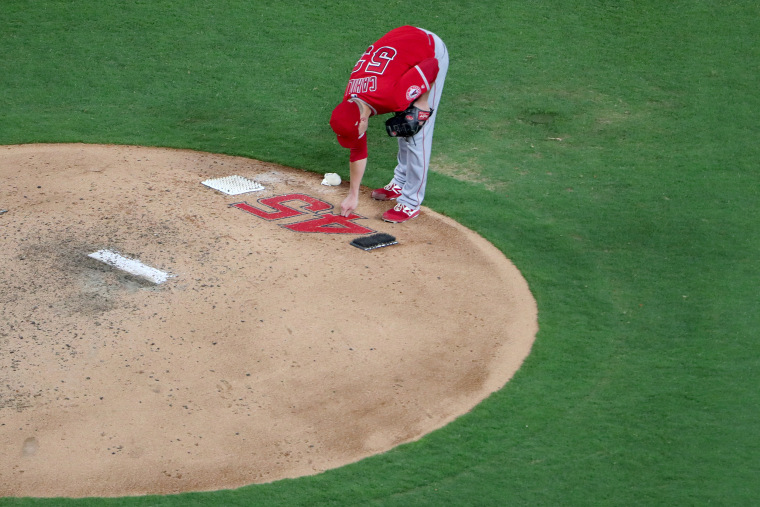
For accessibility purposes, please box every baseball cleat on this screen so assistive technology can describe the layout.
[371,182,402,201]
[382,203,420,223]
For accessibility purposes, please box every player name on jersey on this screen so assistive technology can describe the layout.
[346,76,378,95]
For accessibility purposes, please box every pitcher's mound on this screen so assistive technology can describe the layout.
[0,144,538,497]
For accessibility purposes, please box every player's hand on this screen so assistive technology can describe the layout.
[340,194,358,217]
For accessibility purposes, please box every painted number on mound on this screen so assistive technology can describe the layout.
[233,193,374,234]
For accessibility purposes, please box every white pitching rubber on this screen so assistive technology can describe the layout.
[88,249,172,284]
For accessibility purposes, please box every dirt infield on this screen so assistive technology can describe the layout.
[0,144,538,498]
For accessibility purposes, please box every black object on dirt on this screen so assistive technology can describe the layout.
[350,233,398,251]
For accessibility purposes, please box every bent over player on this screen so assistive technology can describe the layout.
[329,26,449,223]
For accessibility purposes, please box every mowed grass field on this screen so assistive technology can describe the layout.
[2,1,759,505]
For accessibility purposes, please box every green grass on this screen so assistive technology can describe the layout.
[2,0,759,505]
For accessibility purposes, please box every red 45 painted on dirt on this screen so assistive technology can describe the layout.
[232,193,375,235]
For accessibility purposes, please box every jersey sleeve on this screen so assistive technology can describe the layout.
[392,57,439,111]
[349,134,368,162]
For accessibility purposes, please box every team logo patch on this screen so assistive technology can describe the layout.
[405,85,422,102]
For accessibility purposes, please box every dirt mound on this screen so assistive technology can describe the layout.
[0,144,537,497]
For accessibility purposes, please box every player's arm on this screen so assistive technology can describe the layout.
[392,57,439,110]
[341,156,367,217]
[413,90,431,110]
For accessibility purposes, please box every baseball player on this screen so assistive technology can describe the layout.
[329,26,449,223]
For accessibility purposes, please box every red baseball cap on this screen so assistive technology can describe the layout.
[330,100,362,149]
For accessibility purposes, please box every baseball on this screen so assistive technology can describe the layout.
[321,172,341,186]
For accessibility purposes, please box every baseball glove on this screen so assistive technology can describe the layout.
[385,105,434,138]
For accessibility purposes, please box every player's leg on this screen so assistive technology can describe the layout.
[370,146,405,201]
[370,138,408,201]
[392,137,409,188]
[395,34,448,210]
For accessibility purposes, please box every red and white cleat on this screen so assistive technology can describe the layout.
[371,182,402,201]
[382,203,420,223]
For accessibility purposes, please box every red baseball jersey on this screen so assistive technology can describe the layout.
[344,26,439,115]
